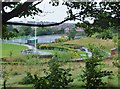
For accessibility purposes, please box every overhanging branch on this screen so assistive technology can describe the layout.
[2,2,33,23]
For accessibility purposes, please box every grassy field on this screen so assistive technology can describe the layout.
[1,38,115,58]
[0,38,119,88]
[64,37,115,52]
[1,59,119,89]
[1,43,28,58]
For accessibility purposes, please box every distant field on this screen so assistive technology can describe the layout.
[1,43,28,58]
[64,37,115,52]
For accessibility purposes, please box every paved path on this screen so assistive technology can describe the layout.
[7,43,52,55]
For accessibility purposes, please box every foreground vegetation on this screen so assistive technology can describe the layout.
[1,56,119,89]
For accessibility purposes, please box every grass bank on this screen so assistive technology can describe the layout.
[64,37,115,52]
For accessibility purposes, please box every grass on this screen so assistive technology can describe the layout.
[40,49,87,60]
[1,43,28,58]
[40,49,59,54]
[0,38,118,88]
[40,49,86,55]
[1,58,119,88]
[64,37,115,52]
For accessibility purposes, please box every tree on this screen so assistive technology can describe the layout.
[68,28,77,40]
[2,25,18,39]
[1,0,75,39]
[2,1,120,39]
[81,44,112,89]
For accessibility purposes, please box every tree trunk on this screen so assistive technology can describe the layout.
[3,80,6,89]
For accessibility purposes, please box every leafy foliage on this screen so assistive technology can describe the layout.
[2,1,120,39]
[81,44,112,89]
[36,27,64,36]
[112,54,120,87]
[112,35,118,47]
[55,36,68,43]
[95,30,113,39]
[22,72,34,84]
[18,26,34,36]
[68,28,77,40]
[113,54,120,68]
[2,25,18,39]
[22,55,73,89]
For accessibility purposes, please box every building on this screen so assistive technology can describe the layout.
[64,27,84,33]
[27,38,38,44]
[76,27,84,32]
[64,27,70,33]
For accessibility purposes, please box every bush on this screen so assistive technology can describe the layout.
[34,56,73,89]
[68,29,77,40]
[13,57,26,63]
[22,72,34,84]
[39,54,53,58]
[81,44,113,89]
[55,36,68,43]
[12,71,20,75]
[54,51,79,61]
[95,30,114,39]
[39,44,77,52]
[23,55,73,89]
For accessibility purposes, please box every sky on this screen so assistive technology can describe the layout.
[9,0,80,23]
[8,0,102,23]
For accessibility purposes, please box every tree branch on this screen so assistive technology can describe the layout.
[32,0,43,7]
[2,2,33,23]
[6,18,71,27]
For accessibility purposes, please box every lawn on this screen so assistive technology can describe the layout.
[1,43,28,58]
[64,37,115,52]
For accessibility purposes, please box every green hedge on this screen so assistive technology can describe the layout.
[39,44,77,52]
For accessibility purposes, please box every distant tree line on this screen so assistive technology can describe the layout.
[7,25,64,37]
[75,22,118,39]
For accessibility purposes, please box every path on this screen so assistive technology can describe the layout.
[7,43,53,55]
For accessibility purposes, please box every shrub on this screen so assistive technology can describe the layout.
[39,54,53,58]
[81,44,113,89]
[12,71,20,75]
[95,30,114,39]
[68,29,77,40]
[23,55,73,89]
[54,51,79,61]
[22,72,34,84]
[112,35,118,47]
[55,36,68,43]
[13,57,26,63]
[39,45,77,52]
[34,56,73,89]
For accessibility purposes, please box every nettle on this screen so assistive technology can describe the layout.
[81,44,112,89]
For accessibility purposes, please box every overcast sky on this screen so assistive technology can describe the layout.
[9,0,80,23]
[8,0,102,23]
